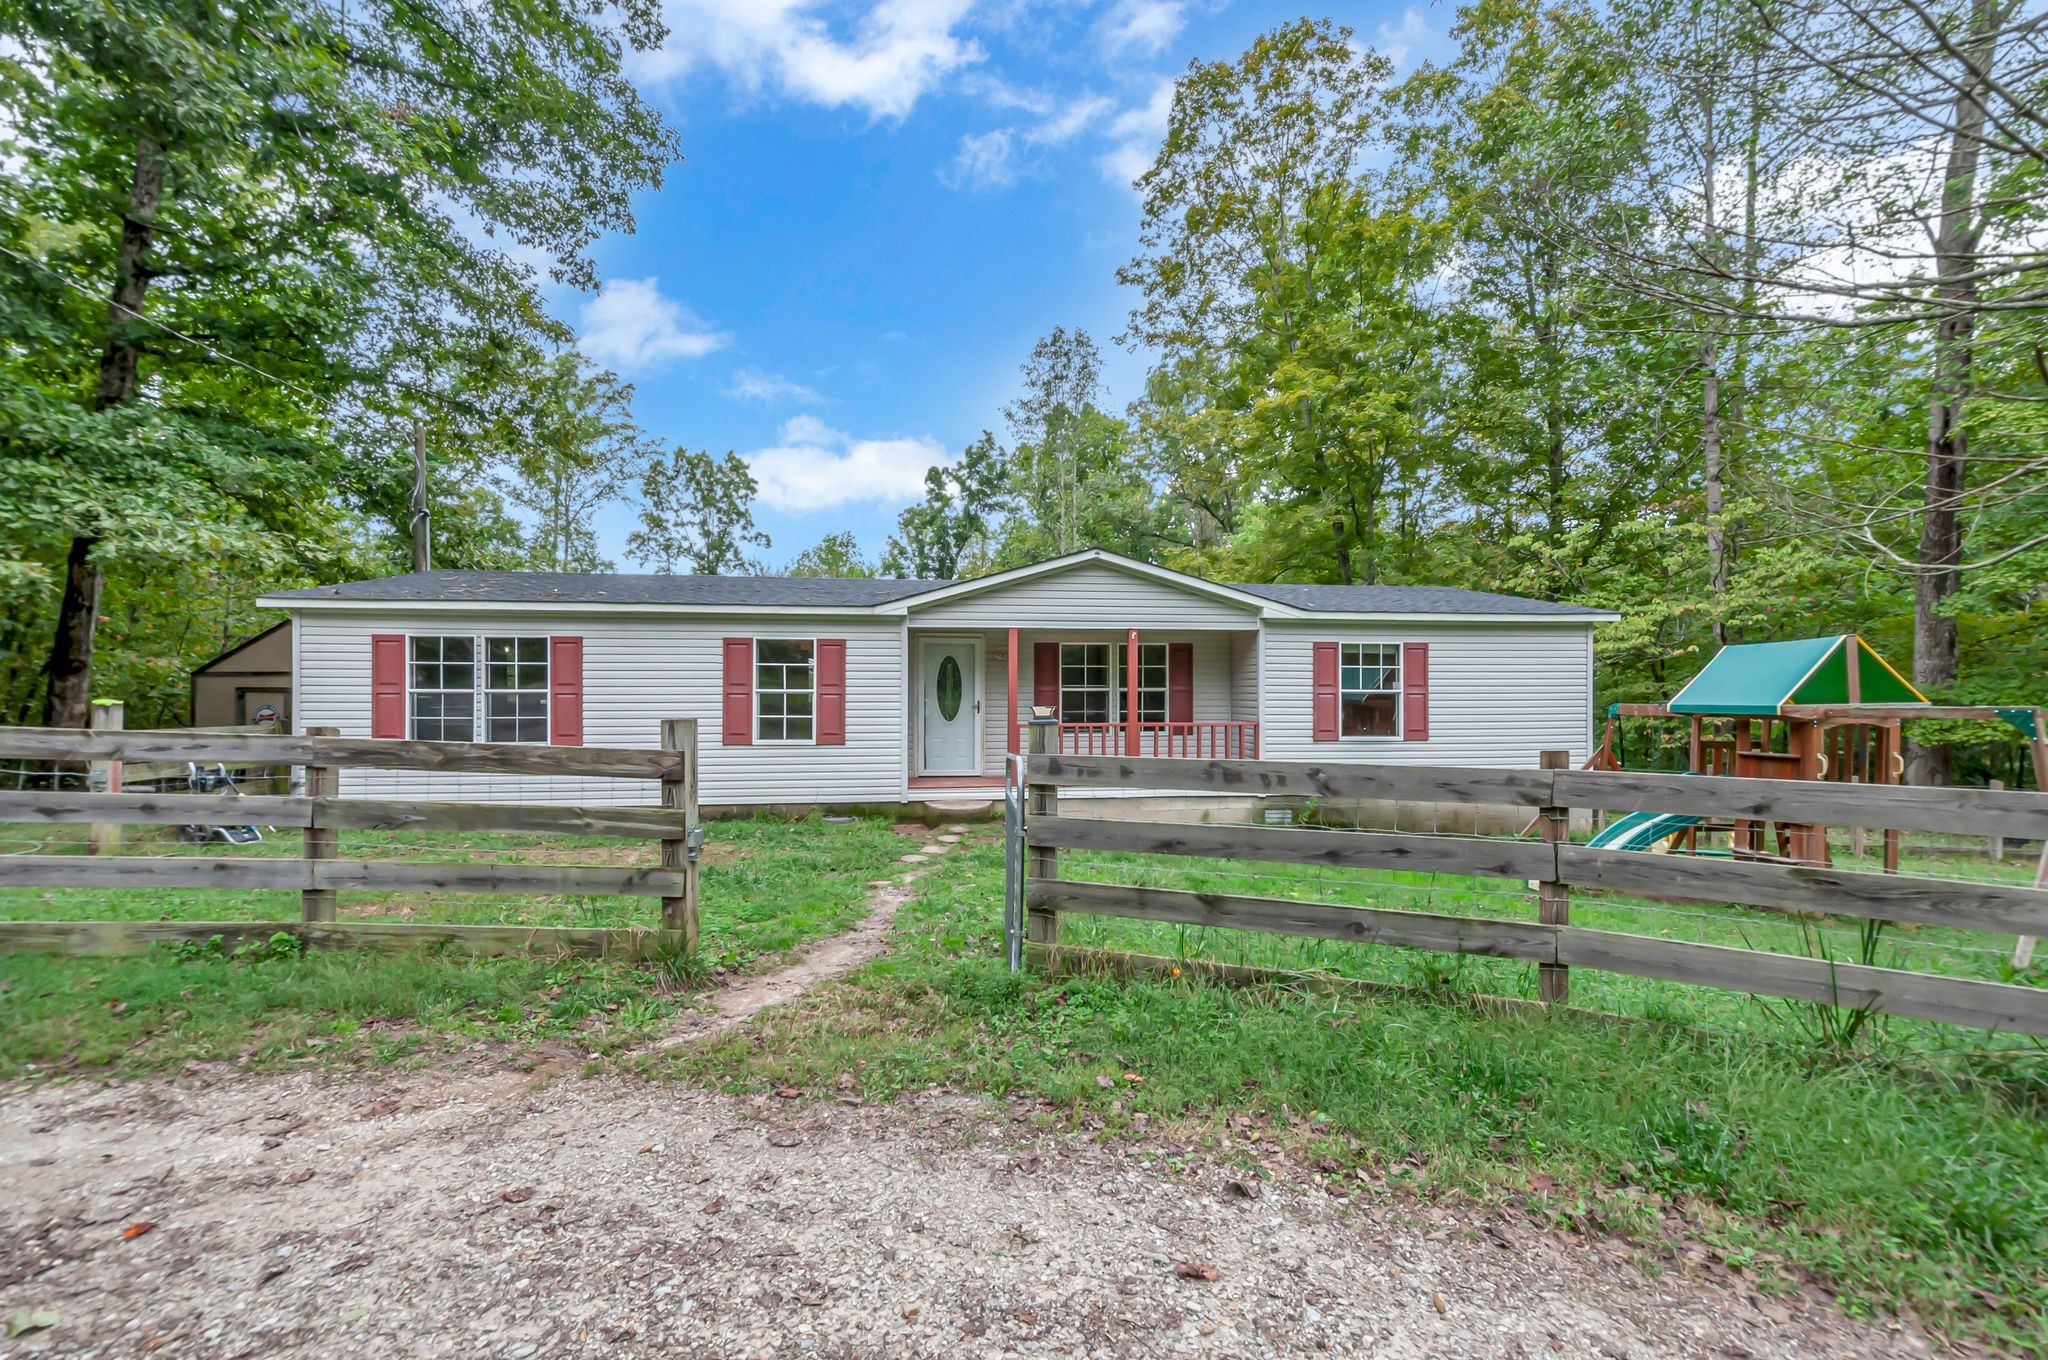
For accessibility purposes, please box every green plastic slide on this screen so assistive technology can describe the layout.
[1587,809,1706,852]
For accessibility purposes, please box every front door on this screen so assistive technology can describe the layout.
[919,638,981,776]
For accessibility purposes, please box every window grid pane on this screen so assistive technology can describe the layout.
[1339,642,1401,737]
[756,639,815,741]
[410,636,479,742]
[480,638,549,743]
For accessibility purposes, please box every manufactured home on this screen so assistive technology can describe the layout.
[256,550,1616,811]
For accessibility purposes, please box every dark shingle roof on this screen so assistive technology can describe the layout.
[265,568,1608,617]
[263,571,952,607]
[1228,583,1611,616]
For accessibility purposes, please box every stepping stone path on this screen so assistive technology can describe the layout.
[899,854,928,864]
[936,834,963,844]
[919,845,948,855]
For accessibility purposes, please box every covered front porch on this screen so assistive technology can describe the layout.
[905,625,1260,792]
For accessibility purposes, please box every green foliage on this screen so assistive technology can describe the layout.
[626,448,770,575]
[0,0,679,713]
[786,531,873,579]
[880,432,1006,579]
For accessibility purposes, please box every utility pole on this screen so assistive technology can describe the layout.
[409,423,431,573]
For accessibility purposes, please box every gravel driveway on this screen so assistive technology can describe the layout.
[0,1065,1941,1359]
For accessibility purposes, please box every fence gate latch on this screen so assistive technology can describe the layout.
[685,824,707,863]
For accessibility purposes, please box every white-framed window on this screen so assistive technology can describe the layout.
[1340,642,1400,737]
[410,636,476,742]
[1058,642,1170,723]
[1119,642,1168,724]
[1059,643,1114,723]
[756,638,815,742]
[484,637,550,743]
[408,635,548,743]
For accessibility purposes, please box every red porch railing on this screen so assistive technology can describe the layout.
[1037,721,1260,761]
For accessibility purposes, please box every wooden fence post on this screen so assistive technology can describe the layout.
[1989,779,2005,862]
[302,726,339,923]
[87,701,123,856]
[1026,718,1060,957]
[659,718,700,954]
[1537,748,1570,1005]
[1847,775,1868,860]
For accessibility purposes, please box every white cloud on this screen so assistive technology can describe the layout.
[945,128,1020,190]
[577,278,728,371]
[945,92,1113,191]
[745,416,950,512]
[1375,8,1446,71]
[1027,93,1115,147]
[633,0,983,121]
[1099,0,1184,58]
[1097,78,1175,188]
[727,368,826,404]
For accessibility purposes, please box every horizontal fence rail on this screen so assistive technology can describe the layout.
[1029,752,2048,839]
[0,721,703,959]
[1029,814,1557,881]
[0,726,684,782]
[0,920,687,961]
[1031,753,1557,808]
[0,790,687,839]
[1026,880,2048,1036]
[0,856,686,896]
[1017,733,2048,1039]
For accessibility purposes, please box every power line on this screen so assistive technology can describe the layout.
[0,239,325,402]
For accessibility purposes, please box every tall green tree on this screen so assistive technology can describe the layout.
[786,532,874,578]
[501,355,649,573]
[880,432,1006,579]
[626,449,769,575]
[996,329,1159,565]
[0,0,679,724]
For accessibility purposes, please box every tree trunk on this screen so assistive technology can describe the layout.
[1698,91,1728,644]
[43,137,165,728]
[41,538,104,728]
[1907,0,1996,787]
[1536,244,1567,598]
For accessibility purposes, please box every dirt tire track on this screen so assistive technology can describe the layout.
[634,826,975,1054]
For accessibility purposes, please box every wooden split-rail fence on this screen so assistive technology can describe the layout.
[1015,728,2048,1038]
[0,721,702,960]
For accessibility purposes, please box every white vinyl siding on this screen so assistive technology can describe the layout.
[1258,621,1596,767]
[906,561,1257,630]
[295,610,904,806]
[1230,630,1260,724]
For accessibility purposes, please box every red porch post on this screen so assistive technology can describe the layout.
[1006,627,1020,758]
[1125,627,1139,758]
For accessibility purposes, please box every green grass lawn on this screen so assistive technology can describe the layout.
[652,839,2048,1354]
[1046,831,2047,1056]
[0,815,919,1073]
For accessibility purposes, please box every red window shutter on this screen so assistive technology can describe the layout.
[1032,642,1059,715]
[370,634,405,739]
[548,636,584,746]
[1311,642,1339,742]
[722,637,753,746]
[1167,643,1194,723]
[1402,641,1430,742]
[816,639,846,746]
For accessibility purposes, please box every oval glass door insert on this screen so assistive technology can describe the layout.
[936,655,963,721]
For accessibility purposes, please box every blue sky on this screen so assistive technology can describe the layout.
[557,0,1449,571]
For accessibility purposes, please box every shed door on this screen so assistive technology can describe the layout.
[919,638,981,776]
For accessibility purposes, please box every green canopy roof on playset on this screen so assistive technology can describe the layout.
[1666,635,1929,716]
